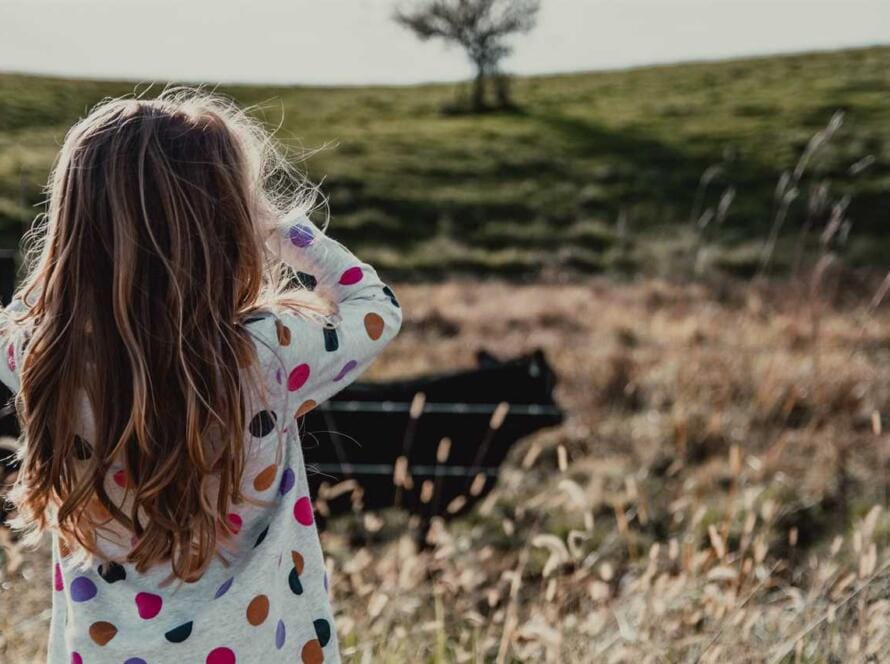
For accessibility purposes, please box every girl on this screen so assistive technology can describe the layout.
[0,90,402,663]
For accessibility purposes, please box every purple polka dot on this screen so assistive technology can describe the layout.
[275,619,286,649]
[124,659,148,664]
[339,266,364,285]
[324,572,329,593]
[214,576,234,599]
[333,360,358,382]
[279,468,295,495]
[70,576,97,602]
[275,368,283,384]
[287,223,315,248]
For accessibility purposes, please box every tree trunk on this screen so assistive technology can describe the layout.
[471,62,486,111]
[494,71,511,108]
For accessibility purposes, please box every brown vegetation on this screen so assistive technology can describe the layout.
[3,276,889,662]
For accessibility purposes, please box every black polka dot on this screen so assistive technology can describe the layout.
[97,561,126,583]
[295,272,317,291]
[248,411,277,438]
[382,285,400,308]
[313,618,331,647]
[254,525,269,548]
[164,621,193,643]
[288,567,303,595]
[323,327,339,352]
[73,435,92,461]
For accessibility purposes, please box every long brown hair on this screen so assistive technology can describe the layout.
[3,89,329,581]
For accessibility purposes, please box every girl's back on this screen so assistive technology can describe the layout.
[0,91,402,663]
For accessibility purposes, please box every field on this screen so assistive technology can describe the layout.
[3,277,890,662]
[1,46,890,276]
[1,45,890,662]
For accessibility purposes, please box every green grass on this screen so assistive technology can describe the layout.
[1,46,889,277]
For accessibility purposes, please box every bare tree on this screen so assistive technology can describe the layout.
[395,0,541,111]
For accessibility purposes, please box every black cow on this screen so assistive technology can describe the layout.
[0,349,564,528]
[301,348,563,523]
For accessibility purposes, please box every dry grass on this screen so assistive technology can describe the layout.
[3,276,890,662]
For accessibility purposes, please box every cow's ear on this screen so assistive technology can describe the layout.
[476,349,500,367]
[530,348,548,368]
[528,348,551,378]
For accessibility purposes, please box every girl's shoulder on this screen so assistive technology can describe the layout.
[239,309,285,367]
[240,307,300,349]
[238,307,307,384]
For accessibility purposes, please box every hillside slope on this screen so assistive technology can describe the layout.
[1,46,888,277]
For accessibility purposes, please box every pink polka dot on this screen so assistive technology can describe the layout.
[71,653,83,664]
[6,343,15,372]
[53,563,63,591]
[287,363,310,391]
[206,646,236,664]
[338,266,364,285]
[293,496,314,526]
[226,513,242,534]
[135,592,163,619]
[112,469,128,488]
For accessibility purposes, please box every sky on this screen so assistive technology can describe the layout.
[1,0,888,86]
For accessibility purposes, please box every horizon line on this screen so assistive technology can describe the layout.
[1,42,887,91]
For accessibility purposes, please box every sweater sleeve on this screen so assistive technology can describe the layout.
[0,298,29,394]
[262,213,403,414]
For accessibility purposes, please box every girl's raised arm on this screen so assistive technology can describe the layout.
[262,213,403,413]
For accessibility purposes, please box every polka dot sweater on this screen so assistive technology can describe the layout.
[0,214,403,664]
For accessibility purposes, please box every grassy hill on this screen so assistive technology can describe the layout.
[1,46,889,278]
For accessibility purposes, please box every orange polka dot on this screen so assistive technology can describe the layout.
[363,312,385,340]
[246,594,270,626]
[253,465,277,492]
[89,499,112,523]
[236,344,254,368]
[89,621,118,646]
[301,638,324,664]
[275,319,292,346]
[295,400,317,418]
[291,550,304,575]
